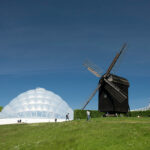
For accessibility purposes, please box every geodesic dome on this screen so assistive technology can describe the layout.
[0,88,73,120]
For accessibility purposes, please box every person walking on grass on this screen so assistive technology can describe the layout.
[66,113,69,121]
[86,110,91,121]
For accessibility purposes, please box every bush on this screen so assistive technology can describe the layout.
[74,109,104,120]
[130,110,150,117]
[74,109,150,119]
[0,106,3,112]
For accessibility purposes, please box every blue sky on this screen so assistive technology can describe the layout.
[0,0,150,110]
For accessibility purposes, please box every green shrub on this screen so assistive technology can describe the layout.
[130,110,150,117]
[0,106,2,112]
[74,109,104,120]
[74,109,150,119]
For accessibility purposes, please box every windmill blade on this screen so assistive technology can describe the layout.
[111,46,128,74]
[104,78,127,103]
[81,83,101,110]
[83,60,102,77]
[87,67,101,77]
[105,43,127,77]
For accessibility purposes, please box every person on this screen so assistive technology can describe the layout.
[66,113,69,121]
[103,113,106,117]
[55,118,57,122]
[86,110,90,121]
[17,119,22,123]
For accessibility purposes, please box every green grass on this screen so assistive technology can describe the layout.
[0,117,150,150]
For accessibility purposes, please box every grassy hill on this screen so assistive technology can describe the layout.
[0,117,150,150]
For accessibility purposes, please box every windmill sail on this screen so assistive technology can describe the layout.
[105,43,127,77]
[83,60,102,77]
[81,83,101,110]
[111,46,128,74]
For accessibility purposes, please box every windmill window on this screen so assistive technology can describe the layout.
[104,94,107,98]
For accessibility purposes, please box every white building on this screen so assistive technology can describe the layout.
[0,88,73,125]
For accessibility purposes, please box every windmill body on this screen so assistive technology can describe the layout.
[82,43,130,115]
[98,74,129,113]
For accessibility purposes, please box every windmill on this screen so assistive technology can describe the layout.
[82,43,130,115]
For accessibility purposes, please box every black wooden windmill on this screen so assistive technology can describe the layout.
[82,43,130,115]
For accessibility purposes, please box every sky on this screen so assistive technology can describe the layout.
[0,0,150,110]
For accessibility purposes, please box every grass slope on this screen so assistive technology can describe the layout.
[0,118,150,150]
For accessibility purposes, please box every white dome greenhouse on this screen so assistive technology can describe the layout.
[0,88,73,124]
